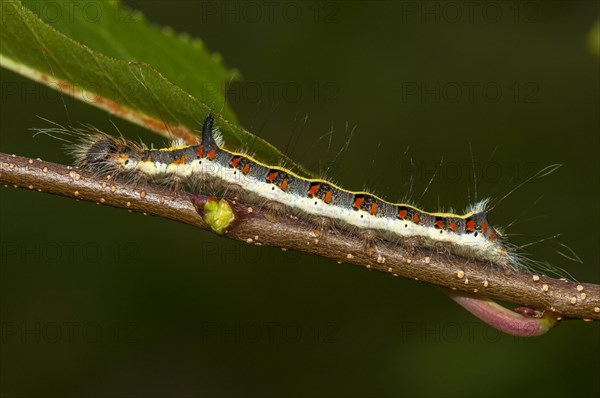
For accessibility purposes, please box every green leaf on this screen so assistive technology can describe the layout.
[0,0,314,177]
[19,0,239,122]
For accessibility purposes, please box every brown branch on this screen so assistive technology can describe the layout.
[1,152,599,322]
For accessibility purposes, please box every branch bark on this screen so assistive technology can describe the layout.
[1,152,599,323]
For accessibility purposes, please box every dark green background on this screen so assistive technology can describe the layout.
[1,1,598,397]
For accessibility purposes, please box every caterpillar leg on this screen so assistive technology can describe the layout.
[358,229,381,257]
[222,183,247,202]
[261,200,288,223]
[400,236,422,259]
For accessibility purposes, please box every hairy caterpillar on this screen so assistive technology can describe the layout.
[47,115,515,269]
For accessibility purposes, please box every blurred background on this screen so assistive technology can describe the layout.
[1,1,598,397]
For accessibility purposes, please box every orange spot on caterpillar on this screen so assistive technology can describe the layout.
[489,231,496,240]
[309,183,321,197]
[398,209,407,220]
[197,145,204,158]
[208,149,216,160]
[466,219,476,232]
[435,220,444,229]
[324,191,333,204]
[230,156,241,168]
[353,196,365,210]
[242,163,251,174]
[281,178,289,191]
[267,171,278,182]
[449,222,458,232]
[483,222,489,234]
[413,213,420,223]
[370,202,378,215]
[176,156,188,165]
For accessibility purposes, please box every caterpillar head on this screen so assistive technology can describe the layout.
[77,135,138,174]
[83,137,120,167]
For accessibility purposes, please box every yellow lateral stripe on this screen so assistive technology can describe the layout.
[158,145,190,151]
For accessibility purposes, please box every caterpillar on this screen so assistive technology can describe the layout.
[57,115,513,269]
